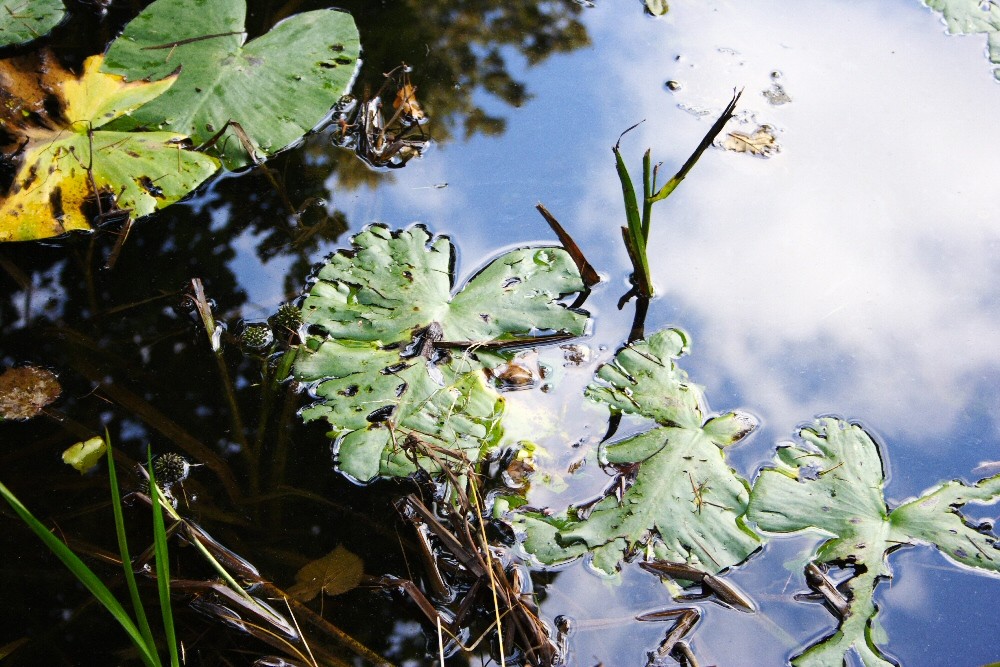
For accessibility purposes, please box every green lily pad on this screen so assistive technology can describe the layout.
[923,0,1000,79]
[102,0,360,169]
[520,329,761,576]
[748,417,1000,666]
[0,0,65,47]
[294,225,588,483]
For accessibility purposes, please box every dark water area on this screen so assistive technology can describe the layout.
[2,0,999,665]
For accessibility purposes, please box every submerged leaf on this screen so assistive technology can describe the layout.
[102,0,361,169]
[0,365,60,420]
[748,417,1000,666]
[0,0,65,48]
[294,225,588,483]
[62,437,107,474]
[288,545,363,602]
[520,329,760,576]
[0,55,219,242]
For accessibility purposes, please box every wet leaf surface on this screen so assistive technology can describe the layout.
[0,365,60,420]
[521,329,761,576]
[0,55,219,241]
[102,0,361,169]
[61,436,106,474]
[0,0,65,47]
[294,225,587,483]
[748,417,1000,666]
[288,545,364,602]
[924,0,1000,79]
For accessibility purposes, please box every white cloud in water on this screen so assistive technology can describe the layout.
[573,0,1000,445]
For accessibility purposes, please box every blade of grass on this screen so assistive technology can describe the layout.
[649,91,741,204]
[613,127,652,298]
[148,456,180,667]
[106,437,157,655]
[0,481,161,667]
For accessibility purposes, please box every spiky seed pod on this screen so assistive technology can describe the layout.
[153,452,190,486]
[240,323,273,351]
[270,303,303,333]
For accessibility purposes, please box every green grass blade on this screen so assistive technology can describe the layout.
[147,457,179,667]
[649,91,740,204]
[0,481,161,667]
[106,438,157,655]
[641,148,653,242]
[614,143,652,298]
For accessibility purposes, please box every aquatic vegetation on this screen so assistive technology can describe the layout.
[0,55,218,241]
[522,329,761,576]
[0,439,177,667]
[103,0,361,170]
[0,0,65,47]
[0,365,60,419]
[923,0,1000,79]
[294,224,588,483]
[613,93,739,298]
[748,418,1000,666]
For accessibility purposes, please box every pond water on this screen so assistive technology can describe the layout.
[2,0,999,665]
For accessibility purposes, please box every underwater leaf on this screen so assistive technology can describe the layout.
[747,417,1000,666]
[288,545,363,602]
[294,225,588,483]
[521,329,760,576]
[722,126,778,157]
[62,437,107,474]
[0,55,219,242]
[0,0,65,48]
[923,0,1000,79]
[102,0,360,169]
[0,365,60,420]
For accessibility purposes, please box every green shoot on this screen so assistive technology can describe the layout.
[107,436,157,655]
[0,476,162,667]
[147,453,180,667]
[614,91,741,298]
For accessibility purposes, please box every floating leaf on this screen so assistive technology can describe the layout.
[0,0,65,47]
[0,365,60,420]
[521,329,760,576]
[0,55,219,242]
[748,417,1000,666]
[294,225,588,483]
[62,437,107,474]
[102,0,361,169]
[722,126,778,157]
[288,545,363,602]
[923,0,1000,79]
[644,0,669,16]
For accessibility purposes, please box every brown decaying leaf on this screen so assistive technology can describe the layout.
[287,545,364,602]
[0,49,70,153]
[0,365,61,420]
[393,82,425,121]
[722,125,778,157]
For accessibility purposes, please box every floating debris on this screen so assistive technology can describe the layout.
[722,125,779,157]
[0,365,60,420]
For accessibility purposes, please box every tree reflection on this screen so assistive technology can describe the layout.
[0,1,592,663]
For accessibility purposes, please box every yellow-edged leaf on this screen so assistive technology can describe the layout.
[61,55,178,130]
[0,54,219,242]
